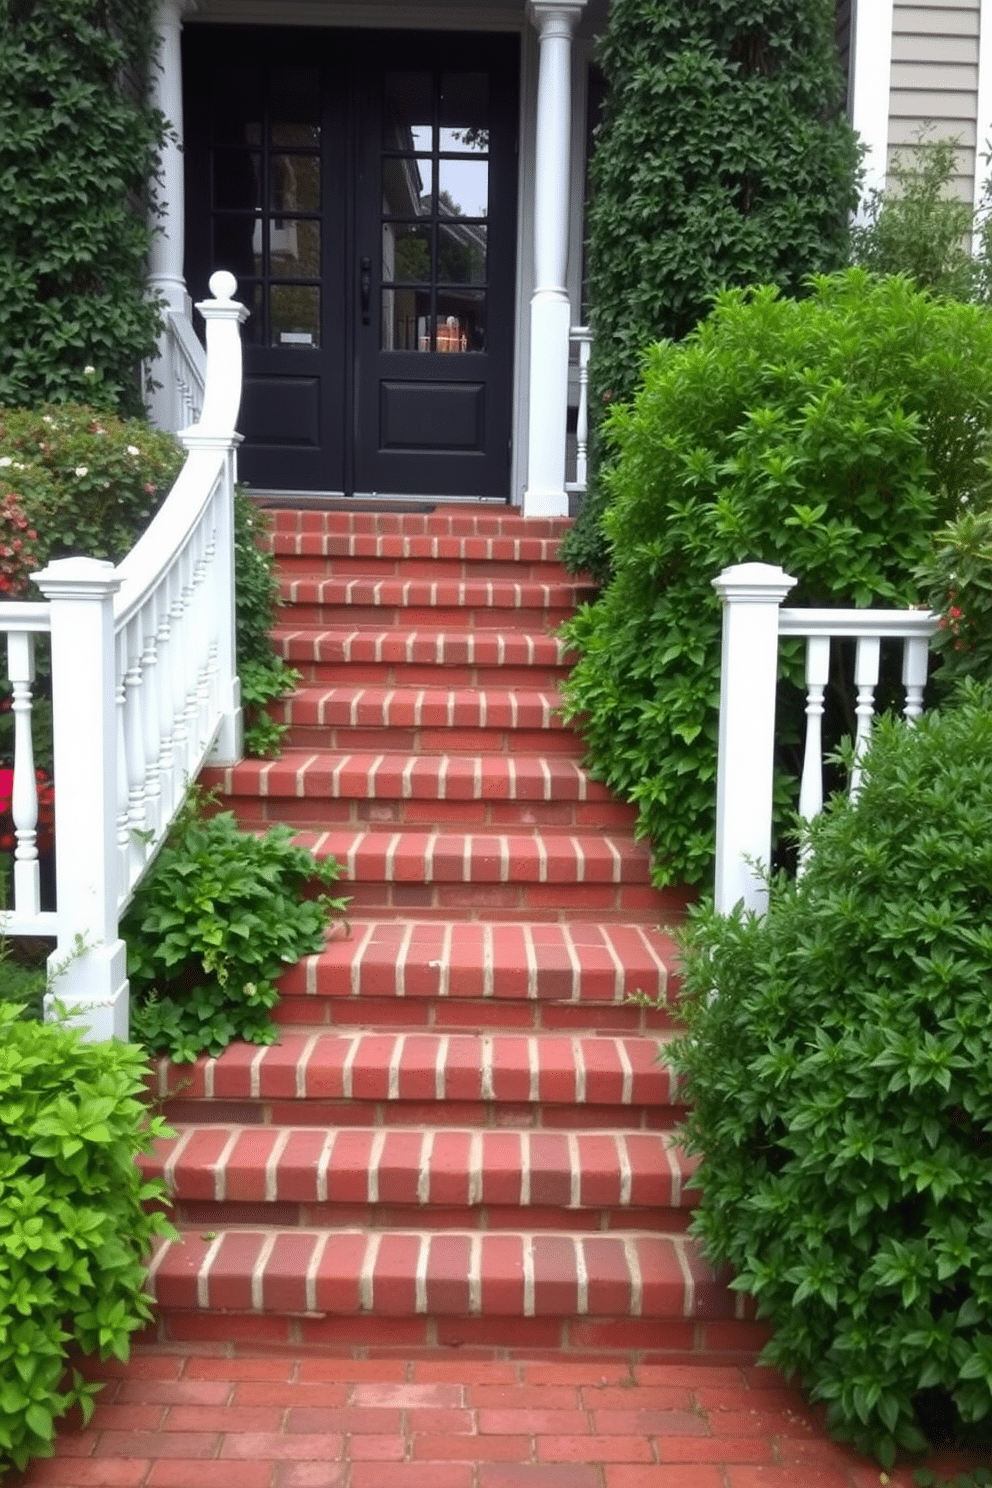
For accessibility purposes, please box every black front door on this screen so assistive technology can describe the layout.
[183,28,519,500]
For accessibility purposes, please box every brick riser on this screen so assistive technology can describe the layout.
[143,506,756,1363]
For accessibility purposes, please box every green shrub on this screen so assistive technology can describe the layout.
[124,790,349,1062]
[560,270,992,887]
[0,0,166,416]
[918,508,992,693]
[672,684,992,1466]
[0,1005,172,1478]
[852,135,992,305]
[561,0,860,579]
[0,402,183,571]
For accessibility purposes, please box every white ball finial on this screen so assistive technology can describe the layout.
[208,270,238,301]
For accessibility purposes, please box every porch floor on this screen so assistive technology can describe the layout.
[12,1344,988,1487]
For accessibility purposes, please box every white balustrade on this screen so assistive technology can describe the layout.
[566,326,592,495]
[1,271,247,1040]
[713,563,939,915]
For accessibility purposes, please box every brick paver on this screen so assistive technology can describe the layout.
[10,1347,987,1487]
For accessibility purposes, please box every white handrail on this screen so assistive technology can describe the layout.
[712,562,939,916]
[566,326,592,495]
[1,272,248,1040]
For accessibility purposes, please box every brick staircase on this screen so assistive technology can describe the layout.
[142,506,761,1361]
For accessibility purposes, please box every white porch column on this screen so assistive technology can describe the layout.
[147,0,196,428]
[524,0,586,518]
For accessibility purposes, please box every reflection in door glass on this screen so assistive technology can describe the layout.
[271,285,320,347]
[382,287,430,351]
[267,219,320,278]
[382,72,432,151]
[438,159,488,218]
[436,291,486,353]
[384,223,432,283]
[382,157,432,217]
[270,154,320,214]
[215,150,262,211]
[439,72,489,152]
[438,224,485,284]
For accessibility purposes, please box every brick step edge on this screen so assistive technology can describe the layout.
[143,1125,699,1213]
[147,1227,745,1324]
[278,919,675,1006]
[264,509,574,538]
[147,1030,679,1110]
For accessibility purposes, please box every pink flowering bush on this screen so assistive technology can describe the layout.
[0,402,183,583]
[0,493,40,597]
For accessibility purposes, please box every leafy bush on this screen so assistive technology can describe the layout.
[0,0,166,416]
[124,790,348,1062]
[561,0,860,580]
[0,1005,172,1478]
[0,402,183,572]
[560,270,992,886]
[672,685,992,1466]
[233,491,299,757]
[852,135,992,305]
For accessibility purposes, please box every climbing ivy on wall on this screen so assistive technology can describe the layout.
[563,0,861,579]
[0,0,168,417]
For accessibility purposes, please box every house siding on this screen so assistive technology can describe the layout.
[889,0,981,199]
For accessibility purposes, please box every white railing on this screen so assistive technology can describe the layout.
[566,325,592,495]
[1,271,247,1040]
[712,562,939,916]
[147,306,207,434]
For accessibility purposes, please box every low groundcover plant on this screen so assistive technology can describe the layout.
[673,682,992,1467]
[0,1005,173,1478]
[124,788,349,1062]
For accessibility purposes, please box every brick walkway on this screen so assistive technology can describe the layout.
[12,1347,986,1487]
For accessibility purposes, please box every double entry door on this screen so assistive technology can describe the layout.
[183,27,519,498]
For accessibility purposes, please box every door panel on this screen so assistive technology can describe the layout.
[183,28,517,499]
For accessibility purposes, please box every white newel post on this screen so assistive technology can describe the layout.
[712,563,796,917]
[147,0,196,430]
[179,270,250,763]
[524,1,586,518]
[35,560,128,1041]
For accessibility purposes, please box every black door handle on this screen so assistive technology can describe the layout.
[360,256,371,324]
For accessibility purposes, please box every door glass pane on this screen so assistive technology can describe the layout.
[383,287,431,351]
[383,72,433,152]
[436,289,486,352]
[268,219,320,277]
[214,215,262,280]
[271,285,320,347]
[214,150,262,211]
[270,68,321,147]
[382,157,432,216]
[438,159,488,218]
[438,224,485,284]
[384,224,432,283]
[270,154,320,214]
[439,73,489,153]
[241,282,265,345]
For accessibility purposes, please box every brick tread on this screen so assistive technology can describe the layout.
[266,507,573,538]
[149,1030,678,1111]
[267,683,568,732]
[145,1125,698,1213]
[148,1226,730,1321]
[205,753,606,805]
[280,576,594,611]
[267,529,565,563]
[274,626,573,669]
[280,919,674,1006]
[293,828,653,885]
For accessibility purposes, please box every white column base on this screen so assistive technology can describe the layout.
[45,939,130,1043]
[523,289,572,518]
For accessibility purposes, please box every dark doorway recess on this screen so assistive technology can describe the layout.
[184,26,519,499]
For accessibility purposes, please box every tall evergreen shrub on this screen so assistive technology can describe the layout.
[0,0,167,416]
[563,0,861,579]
